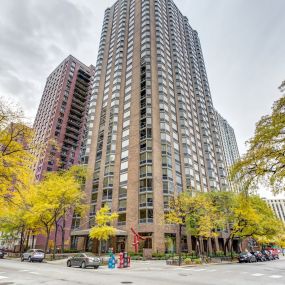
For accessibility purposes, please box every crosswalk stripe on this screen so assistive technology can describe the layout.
[193,269,207,272]
[269,275,282,279]
[252,273,264,277]
[0,276,8,280]
[207,269,217,272]
[19,270,29,272]
[29,272,39,275]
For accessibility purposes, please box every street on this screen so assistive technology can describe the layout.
[0,258,284,285]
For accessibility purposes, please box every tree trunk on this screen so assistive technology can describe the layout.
[19,227,25,254]
[230,238,234,260]
[178,224,182,266]
[53,222,59,260]
[207,238,209,257]
[224,237,230,256]
[61,216,66,254]
[98,240,102,257]
[31,235,35,249]
[25,230,30,251]
[196,239,201,257]
[44,227,51,254]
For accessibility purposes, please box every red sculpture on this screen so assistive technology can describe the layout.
[131,227,145,253]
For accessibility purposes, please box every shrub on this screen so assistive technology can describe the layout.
[184,258,192,265]
[194,258,202,264]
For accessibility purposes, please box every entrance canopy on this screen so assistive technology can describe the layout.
[70,228,128,237]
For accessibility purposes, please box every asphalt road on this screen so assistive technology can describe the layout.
[0,257,284,285]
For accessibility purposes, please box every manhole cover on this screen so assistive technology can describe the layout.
[121,282,133,284]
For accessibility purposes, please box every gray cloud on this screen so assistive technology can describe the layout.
[0,0,95,119]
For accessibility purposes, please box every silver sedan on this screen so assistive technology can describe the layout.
[67,253,101,269]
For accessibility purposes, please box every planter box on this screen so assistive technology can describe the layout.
[166,260,180,266]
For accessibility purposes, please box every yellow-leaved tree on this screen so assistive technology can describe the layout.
[165,192,192,266]
[0,181,41,254]
[0,99,34,199]
[89,205,118,256]
[31,165,86,256]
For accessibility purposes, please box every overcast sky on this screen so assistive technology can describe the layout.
[1,0,284,197]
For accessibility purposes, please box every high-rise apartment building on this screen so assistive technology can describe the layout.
[215,111,240,170]
[264,199,285,223]
[33,55,94,180]
[73,0,229,253]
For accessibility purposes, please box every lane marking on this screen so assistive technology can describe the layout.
[269,275,282,279]
[207,269,217,272]
[29,272,39,275]
[0,276,8,280]
[193,269,207,272]
[19,270,29,272]
[252,273,264,277]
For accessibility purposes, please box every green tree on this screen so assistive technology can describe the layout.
[231,95,285,194]
[207,191,235,255]
[186,194,224,257]
[89,205,118,256]
[224,194,281,257]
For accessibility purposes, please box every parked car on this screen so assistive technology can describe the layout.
[251,251,266,262]
[267,248,279,260]
[67,253,101,269]
[0,250,7,259]
[238,252,257,263]
[261,250,274,261]
[21,249,45,262]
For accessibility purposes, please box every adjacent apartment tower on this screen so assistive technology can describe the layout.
[215,111,240,172]
[265,199,285,224]
[33,55,94,180]
[73,0,230,253]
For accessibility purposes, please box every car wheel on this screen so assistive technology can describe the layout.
[94,265,99,269]
[39,260,43,263]
[28,256,32,262]
[21,256,24,262]
[67,261,71,267]
[81,261,86,269]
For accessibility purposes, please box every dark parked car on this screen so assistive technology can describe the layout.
[238,252,257,263]
[67,253,101,269]
[251,251,266,262]
[0,250,6,259]
[261,250,274,261]
[21,249,45,262]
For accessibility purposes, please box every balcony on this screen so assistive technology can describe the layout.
[66,125,80,134]
[70,107,83,117]
[71,101,85,112]
[65,132,79,141]
[64,139,77,147]
[68,113,82,122]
